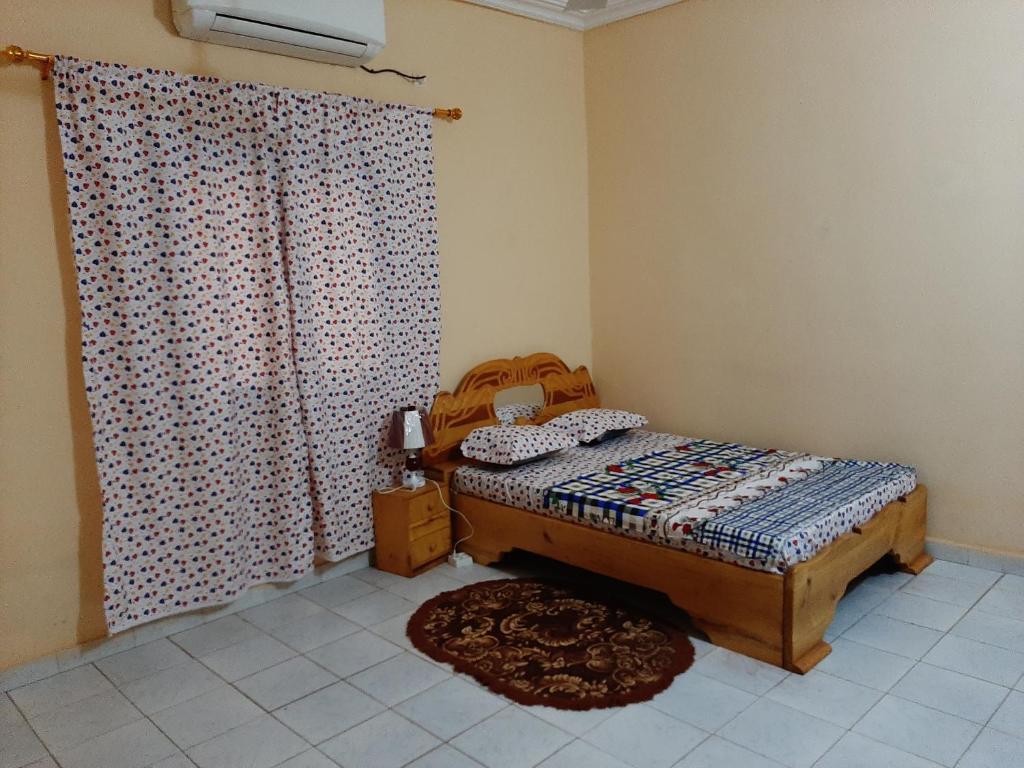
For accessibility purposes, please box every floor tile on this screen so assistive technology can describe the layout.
[9,665,113,719]
[843,614,942,658]
[273,750,338,768]
[974,586,1024,623]
[433,562,510,585]
[538,739,631,768]
[891,663,1008,723]
[347,653,450,706]
[300,577,379,609]
[407,745,483,768]
[239,595,325,632]
[816,638,915,691]
[150,754,196,768]
[274,680,385,744]
[813,731,943,768]
[873,592,967,632]
[171,616,263,658]
[688,636,715,659]
[996,573,1024,592]
[319,711,439,768]
[55,632,138,672]
[29,688,140,753]
[860,570,915,591]
[304,631,403,678]
[199,634,295,682]
[957,727,1024,768]
[922,633,1024,687]
[828,584,892,636]
[649,670,756,731]
[923,561,1002,588]
[524,704,619,738]
[673,735,784,767]
[394,677,506,740]
[187,714,307,768]
[583,703,705,768]
[332,591,416,627]
[350,568,407,589]
[0,657,60,695]
[119,660,222,715]
[690,648,788,695]
[901,573,990,607]
[56,718,176,768]
[0,698,48,768]
[150,685,262,749]
[266,612,361,653]
[764,669,880,728]
[384,572,463,605]
[452,707,574,768]
[95,639,192,686]
[235,657,338,710]
[20,758,60,768]
[717,698,843,768]
[951,608,1024,653]
[366,611,416,652]
[852,694,980,767]
[987,689,1024,740]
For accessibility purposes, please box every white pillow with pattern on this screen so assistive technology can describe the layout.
[461,425,577,466]
[494,402,541,425]
[545,408,647,445]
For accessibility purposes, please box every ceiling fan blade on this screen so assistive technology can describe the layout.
[565,0,608,10]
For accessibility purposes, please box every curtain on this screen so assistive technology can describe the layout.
[53,57,440,632]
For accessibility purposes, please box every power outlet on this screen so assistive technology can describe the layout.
[448,551,473,569]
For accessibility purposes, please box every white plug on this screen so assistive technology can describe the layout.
[448,552,473,568]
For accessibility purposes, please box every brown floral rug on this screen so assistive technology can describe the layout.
[406,578,694,710]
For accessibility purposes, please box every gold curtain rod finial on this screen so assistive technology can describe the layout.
[433,107,463,121]
[3,44,54,79]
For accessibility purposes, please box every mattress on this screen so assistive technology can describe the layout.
[453,430,916,573]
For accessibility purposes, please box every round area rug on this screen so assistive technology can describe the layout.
[406,578,694,710]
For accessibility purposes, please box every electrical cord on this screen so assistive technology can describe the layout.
[360,65,426,83]
[428,479,475,556]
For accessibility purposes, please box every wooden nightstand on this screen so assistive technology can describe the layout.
[372,483,452,577]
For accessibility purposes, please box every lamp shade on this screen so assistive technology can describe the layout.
[389,406,434,451]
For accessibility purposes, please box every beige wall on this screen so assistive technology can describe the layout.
[585,1,1024,555]
[0,0,591,670]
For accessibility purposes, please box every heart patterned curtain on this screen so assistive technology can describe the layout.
[53,57,440,632]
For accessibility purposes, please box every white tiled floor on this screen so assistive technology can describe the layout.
[3,556,1024,768]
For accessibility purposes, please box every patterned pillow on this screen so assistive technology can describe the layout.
[461,425,577,466]
[495,402,541,425]
[545,408,648,445]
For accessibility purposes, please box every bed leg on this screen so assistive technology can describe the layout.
[888,487,932,575]
[461,543,510,567]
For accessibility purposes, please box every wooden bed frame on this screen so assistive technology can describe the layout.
[423,353,932,673]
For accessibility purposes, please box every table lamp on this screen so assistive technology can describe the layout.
[389,406,433,489]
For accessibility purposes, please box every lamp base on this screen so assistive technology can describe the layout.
[402,469,425,490]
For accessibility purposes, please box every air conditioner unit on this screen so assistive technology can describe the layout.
[171,0,386,67]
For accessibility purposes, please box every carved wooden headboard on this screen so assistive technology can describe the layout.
[423,352,599,466]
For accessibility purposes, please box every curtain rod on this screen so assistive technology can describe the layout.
[2,45,463,121]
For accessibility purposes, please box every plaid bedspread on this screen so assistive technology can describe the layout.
[694,460,917,566]
[541,438,915,571]
[543,438,825,533]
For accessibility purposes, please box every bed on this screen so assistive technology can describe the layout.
[423,353,932,673]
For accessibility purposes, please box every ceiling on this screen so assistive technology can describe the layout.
[462,0,684,30]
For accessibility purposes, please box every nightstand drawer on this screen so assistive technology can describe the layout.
[408,528,450,570]
[409,513,449,540]
[408,493,447,528]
